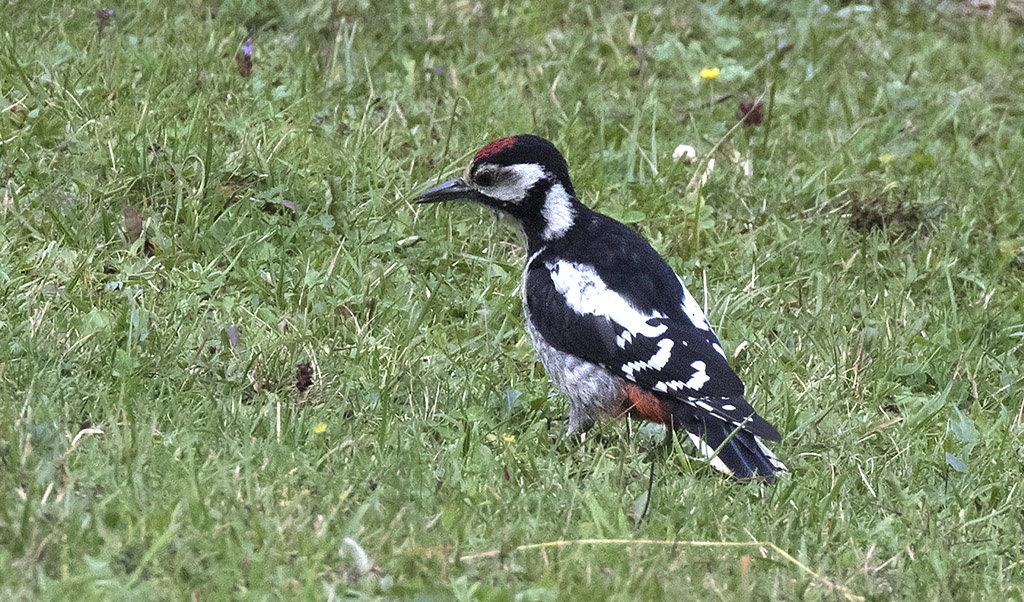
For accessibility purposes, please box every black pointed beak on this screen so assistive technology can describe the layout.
[414,177,484,204]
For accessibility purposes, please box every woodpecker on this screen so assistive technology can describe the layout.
[415,135,785,481]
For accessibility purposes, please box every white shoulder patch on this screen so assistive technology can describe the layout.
[547,261,668,339]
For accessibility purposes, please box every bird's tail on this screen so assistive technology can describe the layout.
[686,420,787,482]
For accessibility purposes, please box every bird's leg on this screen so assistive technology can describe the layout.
[639,457,655,522]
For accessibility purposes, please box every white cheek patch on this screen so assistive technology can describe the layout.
[548,261,668,340]
[483,163,547,201]
[622,338,674,379]
[678,276,712,332]
[541,183,574,240]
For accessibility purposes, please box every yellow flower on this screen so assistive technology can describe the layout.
[700,67,720,80]
[502,433,515,443]
[314,423,327,434]
[879,153,895,164]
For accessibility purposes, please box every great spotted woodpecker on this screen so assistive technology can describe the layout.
[416,135,785,481]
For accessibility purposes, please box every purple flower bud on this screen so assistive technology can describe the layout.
[226,325,239,348]
[96,9,114,41]
[236,37,254,77]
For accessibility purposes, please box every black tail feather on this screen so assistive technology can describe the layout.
[698,419,783,482]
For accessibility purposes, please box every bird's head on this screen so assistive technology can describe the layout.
[415,135,580,243]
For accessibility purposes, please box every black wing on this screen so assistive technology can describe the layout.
[525,255,780,442]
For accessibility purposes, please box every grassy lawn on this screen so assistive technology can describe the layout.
[2,1,1023,599]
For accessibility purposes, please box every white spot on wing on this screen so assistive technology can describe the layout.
[686,361,709,390]
[678,276,711,331]
[721,403,736,412]
[653,360,708,393]
[541,183,575,240]
[659,362,708,395]
[548,261,669,340]
[712,343,725,358]
[650,339,673,369]
[622,338,674,379]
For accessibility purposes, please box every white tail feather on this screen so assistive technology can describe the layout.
[755,436,788,472]
[687,432,733,476]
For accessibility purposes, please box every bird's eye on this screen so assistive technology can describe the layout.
[475,170,496,187]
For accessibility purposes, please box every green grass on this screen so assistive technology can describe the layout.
[2,1,1023,600]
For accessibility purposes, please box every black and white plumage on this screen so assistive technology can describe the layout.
[416,135,785,481]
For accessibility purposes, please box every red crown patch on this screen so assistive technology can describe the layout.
[474,136,517,162]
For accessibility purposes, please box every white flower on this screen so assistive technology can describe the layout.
[698,158,716,187]
[672,144,697,163]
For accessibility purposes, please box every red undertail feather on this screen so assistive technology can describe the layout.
[620,384,672,424]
